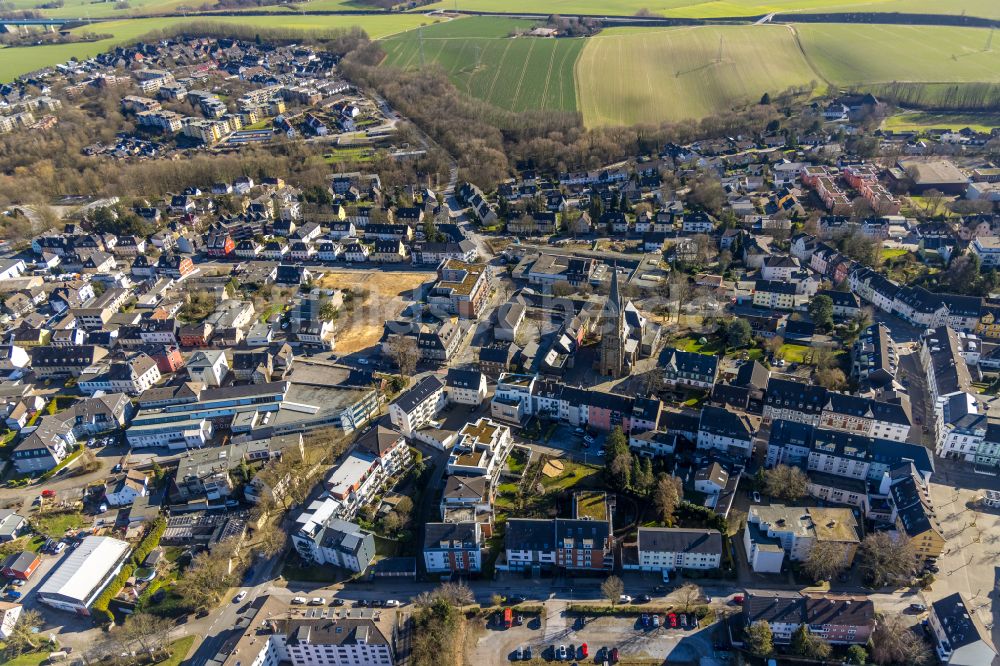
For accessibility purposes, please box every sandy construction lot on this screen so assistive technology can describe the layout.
[315,270,432,353]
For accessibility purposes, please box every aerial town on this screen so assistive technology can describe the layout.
[0,20,998,666]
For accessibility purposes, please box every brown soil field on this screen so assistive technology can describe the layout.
[315,270,432,353]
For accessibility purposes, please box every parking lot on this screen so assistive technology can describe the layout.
[469,600,727,666]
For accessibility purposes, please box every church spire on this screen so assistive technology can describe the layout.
[606,263,623,317]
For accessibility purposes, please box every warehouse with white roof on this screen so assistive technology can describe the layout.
[37,536,131,615]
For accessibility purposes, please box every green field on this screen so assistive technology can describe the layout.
[797,24,1000,86]
[576,25,817,125]
[882,111,1000,132]
[421,0,1000,19]
[0,14,437,82]
[380,17,584,112]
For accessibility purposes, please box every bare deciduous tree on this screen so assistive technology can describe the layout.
[385,334,420,378]
[803,541,848,583]
[676,583,702,613]
[870,613,932,665]
[602,575,625,606]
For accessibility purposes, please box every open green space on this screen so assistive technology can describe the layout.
[380,17,583,112]
[882,111,1000,133]
[32,510,87,538]
[3,652,50,666]
[540,460,602,491]
[0,14,437,82]
[796,23,1000,87]
[576,25,817,126]
[777,343,811,363]
[420,0,1000,19]
[153,636,197,666]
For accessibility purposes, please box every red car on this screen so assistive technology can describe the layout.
[668,613,678,628]
[731,594,744,604]
[41,489,55,498]
[580,643,588,658]
[610,647,620,663]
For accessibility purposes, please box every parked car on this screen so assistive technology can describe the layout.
[557,644,567,660]
[384,599,401,608]
[909,603,927,613]
[636,594,651,603]
[514,646,524,660]
[619,595,632,604]
[309,598,326,606]
[731,594,744,604]
[53,542,66,554]
[651,615,660,628]
[580,643,588,658]
[583,435,596,445]
[234,591,247,603]
[641,613,650,627]
[291,597,307,605]
[523,646,531,660]
[330,599,345,607]
[668,613,678,628]
[610,647,619,663]
[752,491,761,503]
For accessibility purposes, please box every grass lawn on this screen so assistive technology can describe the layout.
[419,0,1000,20]
[380,17,583,113]
[32,511,86,539]
[577,24,817,126]
[3,652,49,666]
[882,111,1000,133]
[540,460,602,491]
[374,535,400,557]
[880,247,910,261]
[671,334,723,355]
[797,24,1000,88]
[153,636,196,666]
[778,343,811,364]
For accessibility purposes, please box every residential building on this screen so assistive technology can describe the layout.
[445,368,488,406]
[423,522,483,574]
[291,518,376,573]
[632,528,723,573]
[744,505,859,573]
[929,593,998,666]
[739,592,875,646]
[660,347,719,390]
[11,416,75,473]
[388,375,446,437]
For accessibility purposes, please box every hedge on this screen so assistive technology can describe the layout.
[39,446,84,481]
[566,603,675,616]
[91,563,136,625]
[131,517,166,566]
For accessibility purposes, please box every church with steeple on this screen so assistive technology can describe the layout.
[597,266,657,378]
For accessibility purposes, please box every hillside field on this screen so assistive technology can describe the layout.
[380,17,584,112]
[796,24,1000,86]
[575,25,817,126]
[420,0,1000,19]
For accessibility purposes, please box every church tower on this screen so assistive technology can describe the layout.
[598,266,627,377]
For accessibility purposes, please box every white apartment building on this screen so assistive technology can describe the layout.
[388,375,446,437]
[632,528,723,573]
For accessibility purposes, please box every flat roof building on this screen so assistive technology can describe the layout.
[36,536,131,615]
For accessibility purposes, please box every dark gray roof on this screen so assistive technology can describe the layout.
[392,375,444,412]
[638,528,722,555]
[931,593,997,660]
[446,368,483,391]
[505,518,554,551]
